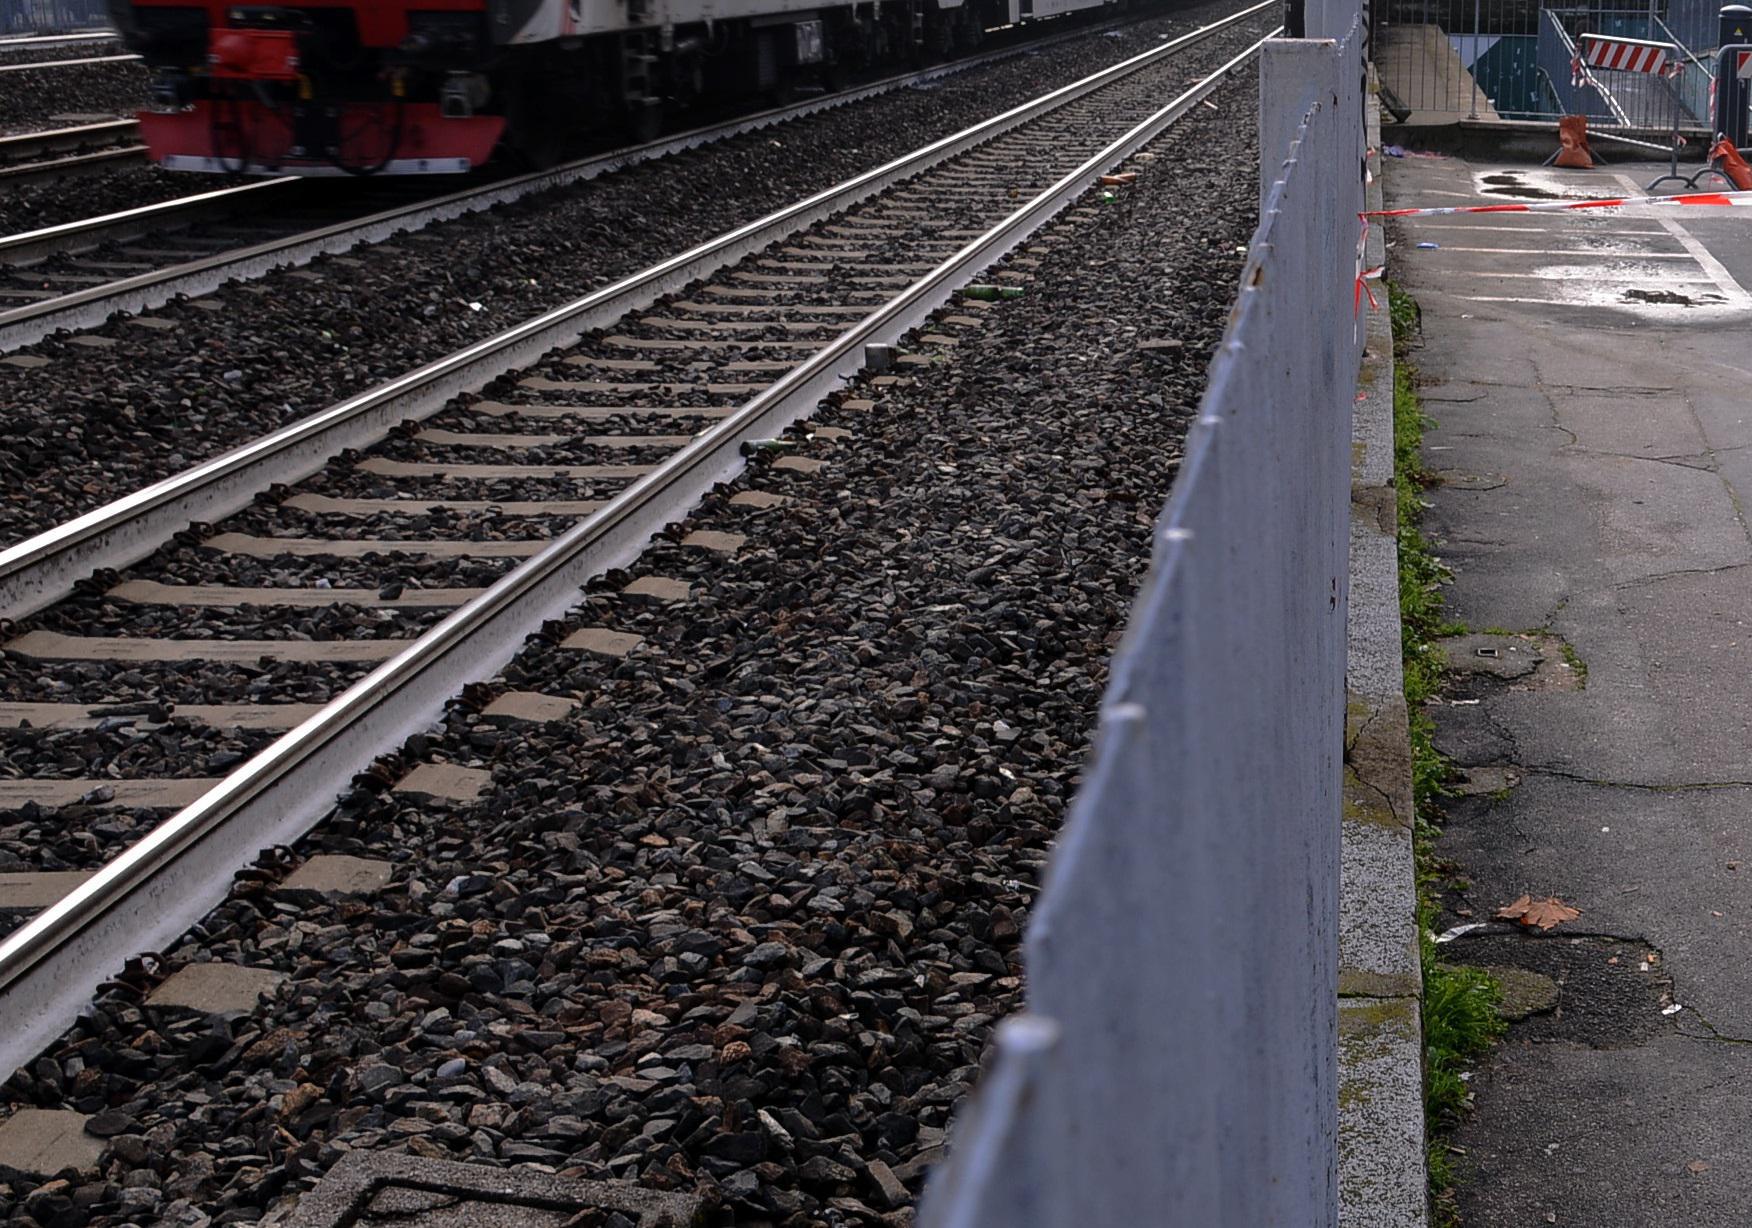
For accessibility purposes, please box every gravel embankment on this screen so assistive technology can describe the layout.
[0,165,234,237]
[0,70,1259,1228]
[0,0,1267,550]
[0,59,145,134]
[0,38,120,67]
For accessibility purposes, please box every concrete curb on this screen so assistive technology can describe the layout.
[1337,76,1430,1228]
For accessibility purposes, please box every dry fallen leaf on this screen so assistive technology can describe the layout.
[1687,1159,1710,1176]
[1495,894,1582,931]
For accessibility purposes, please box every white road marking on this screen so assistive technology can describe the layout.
[1422,247,1693,258]
[1613,173,1752,309]
[1458,294,1729,306]
[1442,270,1716,282]
[1405,223,1667,235]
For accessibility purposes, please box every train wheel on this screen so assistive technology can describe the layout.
[624,99,663,144]
[619,32,664,144]
[505,77,567,169]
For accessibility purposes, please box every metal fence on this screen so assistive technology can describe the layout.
[1378,0,1714,128]
[917,15,1363,1228]
[0,0,109,34]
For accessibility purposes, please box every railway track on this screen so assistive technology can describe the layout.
[0,39,146,143]
[0,0,1273,1081]
[0,50,136,71]
[0,120,143,186]
[0,8,1189,351]
[0,116,137,163]
[0,31,118,58]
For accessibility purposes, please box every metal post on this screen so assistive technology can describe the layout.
[1673,74,1683,181]
[1468,0,1482,119]
[1724,10,1752,144]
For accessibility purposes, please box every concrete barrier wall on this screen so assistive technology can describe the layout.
[918,19,1366,1228]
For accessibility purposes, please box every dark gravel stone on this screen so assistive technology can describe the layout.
[0,58,145,137]
[0,39,1261,1228]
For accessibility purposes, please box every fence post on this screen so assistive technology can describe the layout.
[1261,38,1343,212]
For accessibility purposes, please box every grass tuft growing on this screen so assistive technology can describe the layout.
[1387,284,1504,1220]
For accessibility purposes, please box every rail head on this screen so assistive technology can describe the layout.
[0,52,139,71]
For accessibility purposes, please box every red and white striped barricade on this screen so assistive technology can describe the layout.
[1577,32,1676,78]
[1573,33,1692,188]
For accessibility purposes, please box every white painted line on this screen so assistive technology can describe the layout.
[1406,224,1668,235]
[1613,173,1752,309]
[1443,270,1717,282]
[1458,294,1731,306]
[1422,246,1693,258]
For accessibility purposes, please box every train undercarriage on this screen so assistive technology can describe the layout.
[107,0,1054,175]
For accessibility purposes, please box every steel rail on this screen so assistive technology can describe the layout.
[0,31,115,50]
[0,10,1273,1080]
[0,117,136,161]
[0,142,142,185]
[0,52,137,71]
[0,177,296,265]
[0,9,1159,344]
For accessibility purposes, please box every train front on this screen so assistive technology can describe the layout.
[107,0,506,174]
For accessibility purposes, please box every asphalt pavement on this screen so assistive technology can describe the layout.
[1386,153,1752,1226]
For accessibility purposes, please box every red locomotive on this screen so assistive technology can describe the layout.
[108,0,1124,176]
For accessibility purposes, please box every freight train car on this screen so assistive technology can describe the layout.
[107,0,1123,175]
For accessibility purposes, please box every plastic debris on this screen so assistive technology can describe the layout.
[1382,144,1406,157]
[1416,241,1440,249]
[740,439,795,455]
[1662,1003,1684,1016]
[1434,922,1488,944]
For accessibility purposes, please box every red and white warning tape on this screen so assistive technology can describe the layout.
[1364,188,1752,219]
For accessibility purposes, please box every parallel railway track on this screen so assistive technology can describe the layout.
[0,9,1210,351]
[0,0,1274,1077]
[0,117,140,181]
[0,140,143,186]
[0,50,136,71]
[0,31,118,57]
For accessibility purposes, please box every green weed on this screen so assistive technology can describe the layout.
[1561,640,1589,687]
[1388,284,1504,1219]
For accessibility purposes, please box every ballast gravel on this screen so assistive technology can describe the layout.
[0,59,146,135]
[0,73,1260,1228]
[0,166,253,241]
[0,39,122,68]
[0,0,1266,550]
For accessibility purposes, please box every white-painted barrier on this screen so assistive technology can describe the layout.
[919,14,1366,1226]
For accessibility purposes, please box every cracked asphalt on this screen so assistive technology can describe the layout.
[1386,154,1752,1225]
